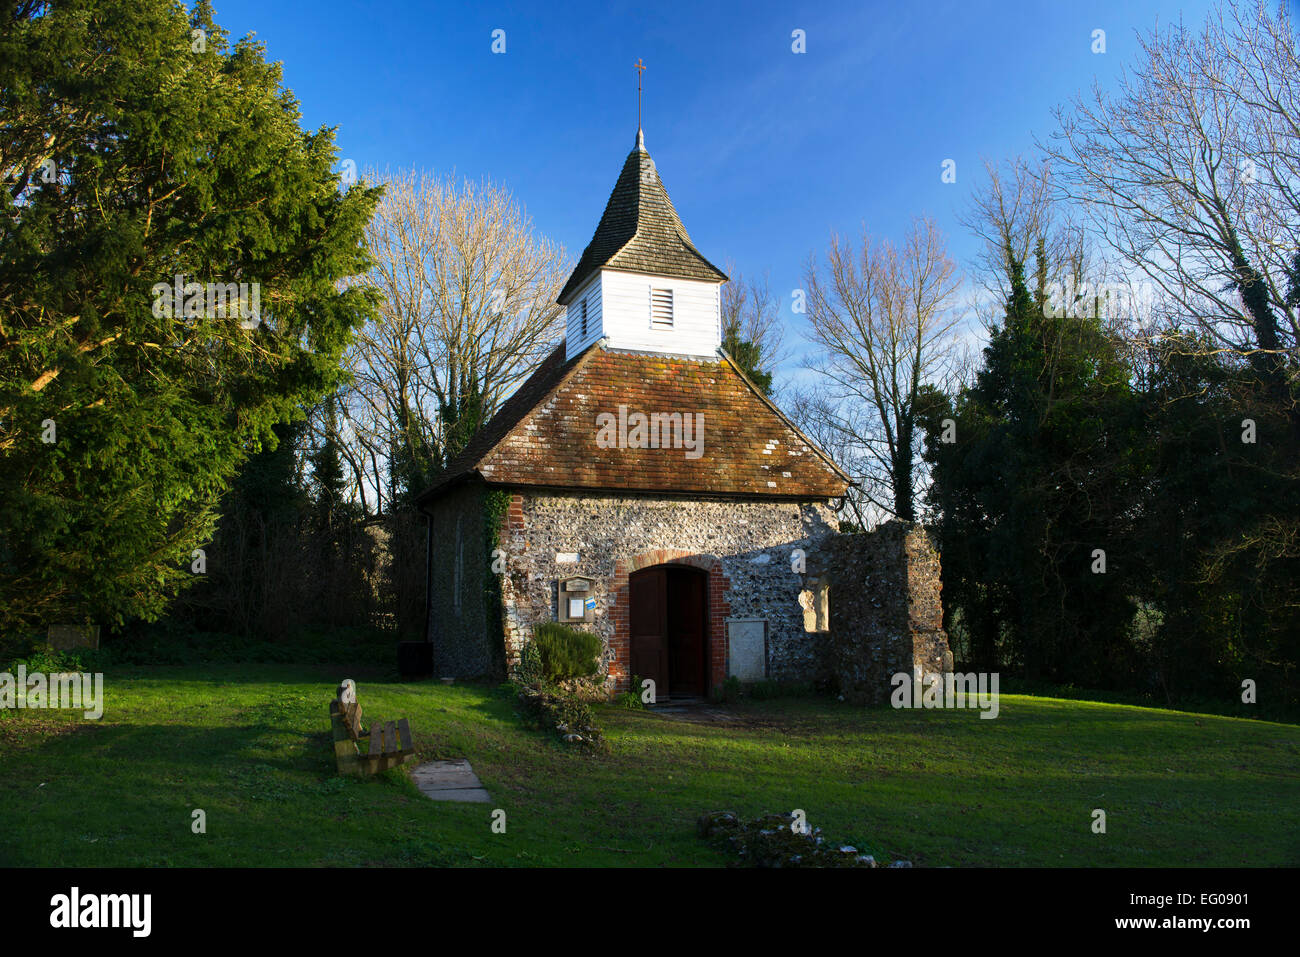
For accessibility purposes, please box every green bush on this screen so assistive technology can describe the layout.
[512,640,546,687]
[712,675,743,704]
[616,673,648,709]
[4,645,113,675]
[532,622,601,681]
[514,682,607,752]
[510,630,606,750]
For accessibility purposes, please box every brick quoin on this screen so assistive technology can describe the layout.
[506,493,525,531]
[608,549,730,694]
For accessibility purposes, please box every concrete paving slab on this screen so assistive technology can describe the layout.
[412,759,491,803]
[426,787,493,803]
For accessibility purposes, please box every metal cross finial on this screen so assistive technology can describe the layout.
[634,58,646,132]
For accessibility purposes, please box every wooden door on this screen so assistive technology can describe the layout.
[668,568,707,696]
[629,567,668,697]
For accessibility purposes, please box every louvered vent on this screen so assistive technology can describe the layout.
[580,298,589,338]
[650,288,674,328]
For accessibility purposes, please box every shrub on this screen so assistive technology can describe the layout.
[532,622,601,681]
[512,640,546,687]
[615,673,648,709]
[712,675,743,704]
[4,645,112,675]
[514,682,607,752]
[511,631,606,751]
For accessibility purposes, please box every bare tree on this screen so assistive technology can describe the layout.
[786,385,875,530]
[960,157,1106,306]
[1040,1,1299,392]
[959,156,1156,393]
[801,216,963,523]
[719,261,788,393]
[963,157,1058,301]
[341,169,570,512]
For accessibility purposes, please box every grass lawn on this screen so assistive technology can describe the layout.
[1,663,1297,867]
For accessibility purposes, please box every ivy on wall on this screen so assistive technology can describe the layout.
[483,488,512,676]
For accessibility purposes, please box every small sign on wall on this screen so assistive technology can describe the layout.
[558,577,596,622]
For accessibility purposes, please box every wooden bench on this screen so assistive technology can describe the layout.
[329,679,415,776]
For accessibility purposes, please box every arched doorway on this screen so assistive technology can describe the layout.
[629,563,709,699]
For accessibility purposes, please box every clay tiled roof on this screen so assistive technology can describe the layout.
[556,132,727,304]
[417,342,850,503]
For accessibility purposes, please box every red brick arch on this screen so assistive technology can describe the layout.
[607,549,730,694]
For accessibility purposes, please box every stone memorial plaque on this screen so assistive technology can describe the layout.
[727,618,767,682]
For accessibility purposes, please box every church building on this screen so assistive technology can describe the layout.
[416,127,947,700]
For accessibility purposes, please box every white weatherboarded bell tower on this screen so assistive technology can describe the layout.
[557,126,728,361]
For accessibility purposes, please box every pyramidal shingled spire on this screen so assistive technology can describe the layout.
[557,132,727,304]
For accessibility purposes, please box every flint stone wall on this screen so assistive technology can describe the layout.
[498,490,840,684]
[425,484,950,702]
[825,522,950,704]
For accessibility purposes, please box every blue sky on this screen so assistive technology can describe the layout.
[210,0,1219,371]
